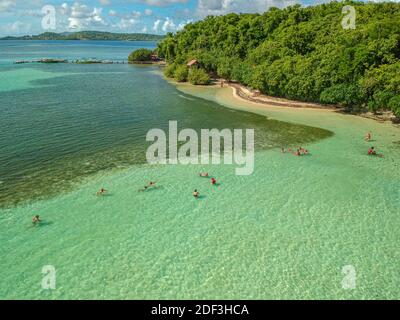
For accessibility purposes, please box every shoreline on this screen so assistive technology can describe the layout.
[168,76,399,125]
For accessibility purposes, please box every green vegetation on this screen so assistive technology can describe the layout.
[1,31,164,41]
[188,67,211,85]
[157,1,400,117]
[128,48,154,62]
[174,65,189,82]
[164,63,178,78]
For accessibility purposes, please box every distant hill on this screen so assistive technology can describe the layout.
[0,31,165,41]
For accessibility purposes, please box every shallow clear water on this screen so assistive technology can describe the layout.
[0,41,399,300]
[0,41,329,208]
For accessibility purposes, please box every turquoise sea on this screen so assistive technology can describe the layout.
[0,41,399,299]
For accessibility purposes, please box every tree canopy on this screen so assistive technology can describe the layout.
[128,48,154,62]
[157,1,400,117]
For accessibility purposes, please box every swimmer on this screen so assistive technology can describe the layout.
[368,147,377,156]
[147,181,157,188]
[199,173,209,177]
[294,149,301,156]
[368,147,384,157]
[365,132,372,141]
[211,178,217,185]
[139,181,157,192]
[193,189,199,198]
[281,147,286,153]
[96,188,107,196]
[32,215,41,225]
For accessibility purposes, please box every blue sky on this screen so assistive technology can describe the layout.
[0,0,385,36]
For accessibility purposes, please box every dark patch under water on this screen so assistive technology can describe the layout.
[0,64,333,208]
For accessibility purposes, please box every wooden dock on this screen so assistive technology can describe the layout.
[14,59,128,65]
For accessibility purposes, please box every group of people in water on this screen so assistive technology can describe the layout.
[32,130,387,225]
[95,175,216,200]
[279,132,383,158]
[281,147,309,157]
[365,132,384,157]
[194,173,218,198]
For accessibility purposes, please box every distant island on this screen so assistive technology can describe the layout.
[0,31,165,41]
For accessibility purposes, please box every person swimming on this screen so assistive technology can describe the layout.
[139,182,157,192]
[365,132,372,141]
[32,215,41,225]
[199,173,209,177]
[368,147,377,155]
[368,147,383,157]
[211,178,217,185]
[96,188,107,196]
[193,190,199,198]
[294,149,301,156]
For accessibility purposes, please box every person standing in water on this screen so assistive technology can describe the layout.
[365,132,372,141]
[211,178,217,185]
[193,190,199,198]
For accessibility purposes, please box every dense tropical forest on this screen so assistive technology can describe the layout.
[157,1,400,117]
[1,31,164,41]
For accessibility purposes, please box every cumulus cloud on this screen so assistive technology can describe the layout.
[0,0,16,12]
[152,17,192,33]
[114,17,138,30]
[2,21,32,34]
[59,3,70,16]
[162,17,176,32]
[141,0,188,6]
[131,10,142,18]
[68,3,107,30]
[153,19,162,32]
[197,0,299,16]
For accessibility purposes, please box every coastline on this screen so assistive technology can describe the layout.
[2,62,400,300]
[166,76,399,125]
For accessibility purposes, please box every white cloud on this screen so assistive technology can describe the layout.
[144,9,153,16]
[68,2,107,30]
[99,0,111,5]
[152,17,192,33]
[60,3,70,16]
[153,19,161,32]
[2,21,32,34]
[0,0,16,12]
[114,17,138,30]
[141,0,188,6]
[177,19,192,31]
[162,17,176,32]
[142,26,148,33]
[131,10,142,18]
[197,0,299,16]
